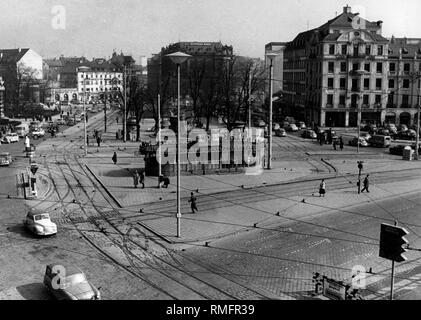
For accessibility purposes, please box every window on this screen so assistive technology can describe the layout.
[352,79,359,91]
[389,79,395,88]
[404,63,410,73]
[340,62,347,72]
[388,93,394,105]
[363,95,369,105]
[329,45,335,55]
[365,45,371,55]
[402,95,409,106]
[339,95,346,105]
[327,78,334,89]
[340,78,346,89]
[364,63,370,72]
[389,63,396,72]
[328,62,334,73]
[341,45,347,55]
[376,62,383,73]
[403,79,410,88]
[378,45,383,55]
[376,79,382,90]
[375,95,381,104]
[353,63,359,71]
[364,78,370,90]
[327,94,333,105]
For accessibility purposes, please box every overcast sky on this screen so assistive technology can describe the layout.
[0,0,420,62]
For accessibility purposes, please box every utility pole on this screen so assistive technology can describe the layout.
[104,94,107,132]
[248,66,252,130]
[357,161,363,194]
[414,76,421,160]
[157,93,162,188]
[123,65,127,143]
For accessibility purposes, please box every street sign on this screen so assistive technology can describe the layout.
[379,223,409,262]
[322,277,347,300]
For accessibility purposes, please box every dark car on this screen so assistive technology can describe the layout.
[395,131,416,140]
[389,144,421,156]
[301,129,317,139]
[376,129,390,136]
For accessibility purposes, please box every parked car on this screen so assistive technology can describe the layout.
[286,123,299,132]
[360,132,372,141]
[369,135,392,148]
[349,137,369,147]
[395,131,416,140]
[74,115,82,123]
[23,211,57,236]
[275,128,287,137]
[397,124,408,132]
[385,124,398,135]
[66,118,75,126]
[2,133,19,144]
[31,128,45,139]
[361,124,377,133]
[272,123,280,131]
[281,121,290,129]
[298,121,306,129]
[0,152,12,166]
[389,143,421,156]
[376,129,390,136]
[15,124,30,138]
[44,263,101,300]
[301,129,317,139]
[55,118,65,125]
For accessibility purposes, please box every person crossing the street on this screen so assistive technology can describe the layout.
[188,192,198,213]
[361,174,370,193]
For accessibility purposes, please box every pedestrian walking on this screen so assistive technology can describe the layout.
[319,179,326,197]
[133,170,139,188]
[333,139,337,151]
[339,137,344,151]
[96,136,101,147]
[112,152,117,165]
[361,174,370,193]
[116,116,119,124]
[188,192,198,213]
[139,171,145,189]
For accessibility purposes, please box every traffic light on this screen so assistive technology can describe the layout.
[379,223,409,262]
[358,162,363,170]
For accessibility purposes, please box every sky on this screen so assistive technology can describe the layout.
[0,0,420,62]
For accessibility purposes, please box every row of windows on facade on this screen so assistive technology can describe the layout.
[79,80,122,86]
[327,44,384,56]
[324,93,415,107]
[78,73,122,79]
[325,77,421,90]
[81,87,121,92]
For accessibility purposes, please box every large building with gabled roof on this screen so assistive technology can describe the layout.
[281,5,419,127]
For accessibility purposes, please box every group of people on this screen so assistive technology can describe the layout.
[318,174,370,197]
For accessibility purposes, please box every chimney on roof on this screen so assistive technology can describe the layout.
[343,5,351,14]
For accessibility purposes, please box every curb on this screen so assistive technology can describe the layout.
[84,164,123,208]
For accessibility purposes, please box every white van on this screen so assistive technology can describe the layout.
[15,124,30,138]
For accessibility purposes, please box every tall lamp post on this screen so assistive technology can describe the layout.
[166,51,191,238]
[409,72,421,160]
[266,52,278,170]
[78,66,90,156]
[354,70,365,154]
[0,77,5,119]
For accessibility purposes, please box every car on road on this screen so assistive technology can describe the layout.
[31,128,45,139]
[55,118,65,125]
[397,124,408,132]
[275,128,287,137]
[301,129,317,139]
[74,115,82,123]
[395,131,416,140]
[23,211,57,236]
[66,118,75,126]
[0,152,12,166]
[286,123,299,132]
[2,133,19,144]
[272,123,280,131]
[44,263,101,300]
[348,137,369,147]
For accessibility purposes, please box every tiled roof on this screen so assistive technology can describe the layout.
[388,43,421,58]
[0,48,30,63]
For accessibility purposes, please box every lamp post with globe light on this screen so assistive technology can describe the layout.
[165,51,191,238]
[265,52,278,169]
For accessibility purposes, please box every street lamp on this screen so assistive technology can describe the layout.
[354,70,365,154]
[166,51,191,238]
[266,52,278,170]
[409,72,421,160]
[78,66,90,156]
